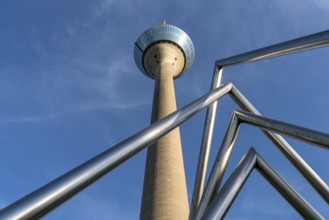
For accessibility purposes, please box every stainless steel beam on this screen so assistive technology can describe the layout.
[1,80,327,219]
[0,83,233,220]
[193,29,329,217]
[235,110,329,150]
[193,111,241,220]
[189,66,223,219]
[256,154,323,220]
[195,29,329,217]
[200,148,256,220]
[194,88,329,219]
[201,148,324,220]
[216,30,329,67]
[230,87,329,203]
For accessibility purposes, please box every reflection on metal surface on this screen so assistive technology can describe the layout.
[236,110,329,150]
[191,28,329,218]
[193,86,329,220]
[1,82,328,219]
[189,66,223,219]
[229,87,329,204]
[1,27,329,219]
[216,30,329,67]
[201,148,324,220]
[1,81,328,219]
[0,83,233,220]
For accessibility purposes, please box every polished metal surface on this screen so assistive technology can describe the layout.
[0,83,233,220]
[201,148,256,220]
[256,154,323,220]
[193,110,241,220]
[134,24,195,79]
[189,66,223,219]
[216,29,329,67]
[1,81,328,219]
[2,26,329,219]
[230,87,329,204]
[235,110,329,150]
[201,148,324,220]
[194,86,329,220]
[193,28,329,218]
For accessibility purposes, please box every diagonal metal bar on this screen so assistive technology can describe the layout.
[1,27,328,219]
[1,80,327,219]
[190,66,223,219]
[193,110,241,220]
[230,87,329,203]
[256,154,323,219]
[0,83,233,220]
[235,110,329,150]
[192,29,329,217]
[201,148,324,220]
[194,87,329,220]
[216,29,329,67]
[200,148,257,220]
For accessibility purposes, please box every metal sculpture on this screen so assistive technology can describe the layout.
[0,26,328,220]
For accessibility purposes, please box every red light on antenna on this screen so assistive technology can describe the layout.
[162,20,166,25]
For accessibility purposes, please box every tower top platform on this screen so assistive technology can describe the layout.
[134,23,195,79]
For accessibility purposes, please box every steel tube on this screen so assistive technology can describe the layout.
[216,30,329,67]
[0,83,233,220]
[202,149,324,220]
[200,148,256,220]
[189,66,223,219]
[193,111,241,220]
[256,154,324,220]
[236,110,329,150]
[196,88,329,219]
[230,86,329,203]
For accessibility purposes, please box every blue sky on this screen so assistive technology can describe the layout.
[0,0,328,219]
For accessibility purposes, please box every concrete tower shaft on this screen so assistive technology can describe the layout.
[134,23,194,220]
[140,64,189,219]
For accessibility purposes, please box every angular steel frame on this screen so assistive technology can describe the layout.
[200,148,324,220]
[194,108,329,219]
[1,82,328,219]
[190,29,329,217]
[0,83,232,220]
[230,87,329,201]
[1,29,329,219]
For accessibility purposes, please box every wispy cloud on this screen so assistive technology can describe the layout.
[0,54,150,124]
[0,100,149,124]
[84,0,154,29]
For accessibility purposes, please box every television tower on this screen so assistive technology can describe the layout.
[134,21,195,219]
